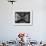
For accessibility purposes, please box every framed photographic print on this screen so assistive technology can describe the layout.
[15,10,32,26]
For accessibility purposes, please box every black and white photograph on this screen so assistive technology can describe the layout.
[15,11,32,26]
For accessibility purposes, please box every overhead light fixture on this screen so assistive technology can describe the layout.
[8,0,16,4]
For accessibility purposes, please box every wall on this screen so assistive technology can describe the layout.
[0,0,46,41]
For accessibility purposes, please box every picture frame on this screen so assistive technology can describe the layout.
[14,10,33,26]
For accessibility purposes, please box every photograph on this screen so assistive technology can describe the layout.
[0,0,46,46]
[15,11,32,26]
